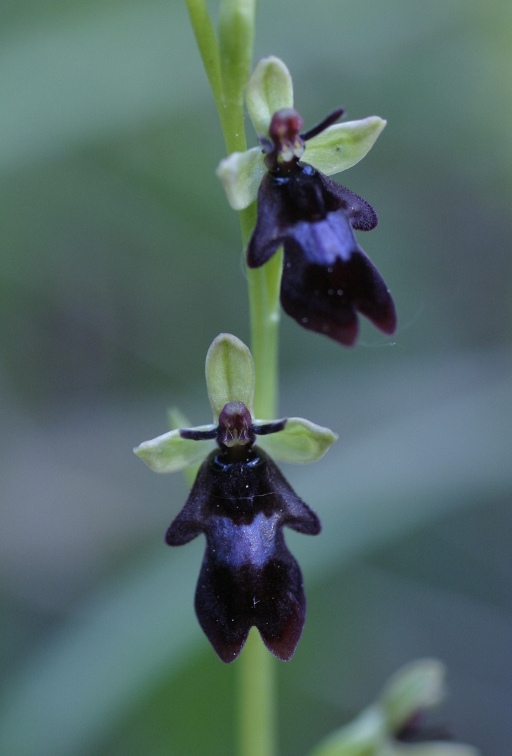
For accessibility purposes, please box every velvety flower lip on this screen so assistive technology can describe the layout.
[166,440,320,663]
[247,108,397,346]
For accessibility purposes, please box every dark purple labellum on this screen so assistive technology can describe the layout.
[166,445,320,663]
[248,108,397,346]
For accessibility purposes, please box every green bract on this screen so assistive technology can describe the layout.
[216,56,386,211]
[303,116,386,177]
[309,660,480,756]
[134,333,337,474]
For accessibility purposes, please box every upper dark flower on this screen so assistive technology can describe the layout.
[217,56,396,347]
[134,334,337,663]
[247,108,397,346]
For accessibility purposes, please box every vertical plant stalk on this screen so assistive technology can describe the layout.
[239,627,277,756]
[241,206,282,421]
[184,1,278,754]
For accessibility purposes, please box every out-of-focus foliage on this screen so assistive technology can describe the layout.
[0,1,511,754]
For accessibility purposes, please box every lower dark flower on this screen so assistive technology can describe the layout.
[135,336,336,663]
[247,109,396,346]
[166,405,320,663]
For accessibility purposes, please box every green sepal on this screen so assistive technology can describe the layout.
[304,117,386,177]
[166,407,203,485]
[133,427,216,473]
[205,333,255,421]
[216,146,265,210]
[257,417,337,464]
[379,659,445,734]
[246,56,294,136]
[308,705,385,756]
[218,0,256,109]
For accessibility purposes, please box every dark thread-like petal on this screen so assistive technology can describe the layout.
[252,419,287,436]
[180,427,218,441]
[300,107,345,142]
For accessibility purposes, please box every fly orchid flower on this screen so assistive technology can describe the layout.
[217,57,396,346]
[134,334,337,662]
[310,660,480,756]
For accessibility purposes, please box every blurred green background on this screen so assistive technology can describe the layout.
[1,1,511,753]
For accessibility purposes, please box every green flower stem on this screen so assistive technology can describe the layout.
[184,2,279,755]
[184,0,224,114]
[231,80,280,756]
[240,206,282,420]
[239,629,277,756]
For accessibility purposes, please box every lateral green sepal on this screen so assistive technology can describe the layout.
[304,116,386,176]
[256,417,337,463]
[134,427,216,473]
[216,146,265,210]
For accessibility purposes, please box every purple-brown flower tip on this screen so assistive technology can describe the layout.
[248,107,396,346]
[166,443,320,663]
